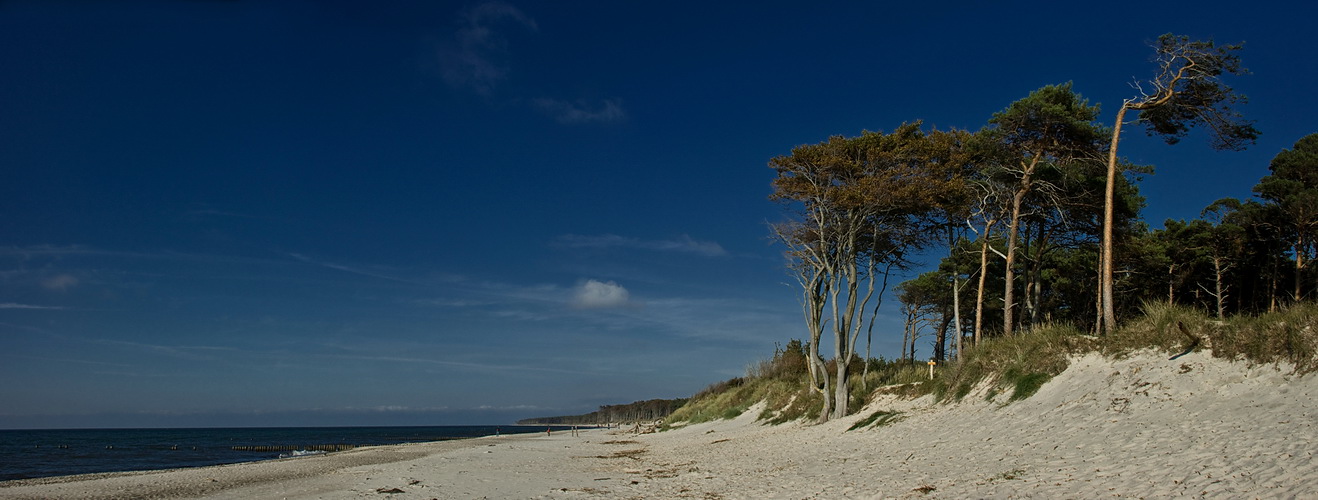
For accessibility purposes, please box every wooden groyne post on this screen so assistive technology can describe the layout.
[230,444,356,452]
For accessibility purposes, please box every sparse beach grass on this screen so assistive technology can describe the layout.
[666,302,1318,427]
[1113,301,1318,374]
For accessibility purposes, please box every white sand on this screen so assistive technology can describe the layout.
[3,350,1316,499]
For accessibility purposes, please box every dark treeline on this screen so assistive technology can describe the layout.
[516,398,688,425]
[768,33,1299,422]
[895,131,1317,358]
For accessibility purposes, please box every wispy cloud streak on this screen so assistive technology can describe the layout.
[318,353,592,376]
[288,253,421,284]
[533,98,627,124]
[554,234,726,256]
[436,1,537,94]
[0,303,65,310]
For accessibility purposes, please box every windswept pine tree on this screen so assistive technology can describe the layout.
[1099,34,1260,334]
[769,123,959,421]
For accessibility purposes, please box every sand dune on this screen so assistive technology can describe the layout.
[3,350,1315,499]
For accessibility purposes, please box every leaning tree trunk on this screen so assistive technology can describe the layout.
[800,272,831,423]
[972,216,998,344]
[809,339,831,424]
[1100,105,1130,335]
[1296,238,1305,302]
[934,312,950,361]
[975,234,991,345]
[901,309,912,362]
[1003,182,1029,337]
[952,276,964,361]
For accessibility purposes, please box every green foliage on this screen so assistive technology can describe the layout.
[667,340,819,427]
[847,410,905,431]
[761,381,823,425]
[1105,301,1210,355]
[985,82,1107,158]
[1003,369,1052,401]
[1136,34,1260,151]
[747,339,809,379]
[938,323,1095,403]
[1216,305,1318,374]
[665,377,755,425]
[1254,133,1318,301]
[519,398,687,425]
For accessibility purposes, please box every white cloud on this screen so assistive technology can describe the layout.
[533,98,627,124]
[571,279,630,308]
[41,274,79,291]
[554,234,726,256]
[437,1,537,94]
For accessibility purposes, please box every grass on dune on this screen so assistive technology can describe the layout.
[663,302,1318,428]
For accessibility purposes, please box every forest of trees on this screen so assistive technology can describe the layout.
[768,33,1307,423]
[517,398,688,425]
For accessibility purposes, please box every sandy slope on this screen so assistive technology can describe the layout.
[3,350,1315,499]
[615,350,1318,499]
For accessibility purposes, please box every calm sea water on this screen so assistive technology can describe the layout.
[0,425,569,481]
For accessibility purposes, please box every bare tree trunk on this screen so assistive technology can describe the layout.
[1215,257,1228,319]
[934,312,950,361]
[1270,261,1279,312]
[1295,238,1305,302]
[1004,182,1029,337]
[952,276,964,361]
[828,215,870,421]
[862,335,870,392]
[1168,263,1177,304]
[800,270,830,424]
[975,231,992,344]
[810,336,830,424]
[901,308,912,362]
[1025,223,1048,327]
[909,321,917,361]
[1094,244,1105,334]
[1101,105,1130,335]
[833,358,851,421]
[1203,255,1232,319]
[860,261,893,391]
[772,220,833,423]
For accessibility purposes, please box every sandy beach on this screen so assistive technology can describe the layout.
[3,350,1315,499]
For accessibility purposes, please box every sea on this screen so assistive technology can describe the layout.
[0,425,572,481]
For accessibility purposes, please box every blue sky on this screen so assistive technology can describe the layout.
[2,0,1315,428]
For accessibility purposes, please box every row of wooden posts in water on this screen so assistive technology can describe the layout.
[230,444,357,452]
[32,444,358,452]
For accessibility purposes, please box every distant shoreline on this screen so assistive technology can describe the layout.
[0,433,531,498]
[4,351,1316,498]
[0,425,570,482]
